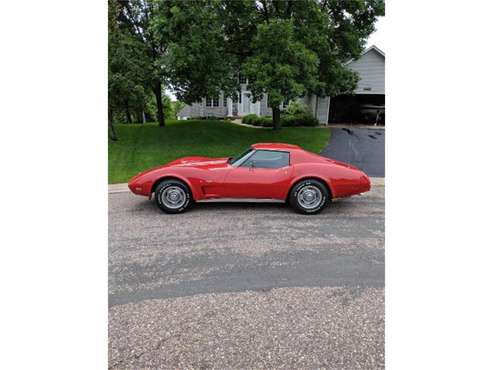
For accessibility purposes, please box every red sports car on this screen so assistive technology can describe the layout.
[128,143,371,214]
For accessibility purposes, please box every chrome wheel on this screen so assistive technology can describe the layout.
[297,185,323,210]
[161,186,186,209]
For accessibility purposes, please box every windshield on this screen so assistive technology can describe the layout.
[228,147,254,166]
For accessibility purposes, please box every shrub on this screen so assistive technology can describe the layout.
[242,113,259,125]
[257,116,273,126]
[242,111,318,127]
[285,100,311,116]
[281,112,319,127]
[242,114,273,126]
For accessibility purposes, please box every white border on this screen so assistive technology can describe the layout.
[0,0,107,368]
[1,1,493,369]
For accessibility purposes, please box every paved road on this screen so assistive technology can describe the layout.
[321,128,385,177]
[109,188,385,369]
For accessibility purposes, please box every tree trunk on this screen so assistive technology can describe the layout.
[136,110,143,123]
[272,105,281,130]
[125,100,132,123]
[153,82,165,127]
[108,109,118,141]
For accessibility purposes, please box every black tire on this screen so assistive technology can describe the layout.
[155,179,193,214]
[289,179,330,214]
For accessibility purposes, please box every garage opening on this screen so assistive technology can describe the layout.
[329,94,385,125]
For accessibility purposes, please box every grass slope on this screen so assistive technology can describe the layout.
[109,120,330,184]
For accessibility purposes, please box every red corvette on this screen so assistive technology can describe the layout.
[128,143,370,214]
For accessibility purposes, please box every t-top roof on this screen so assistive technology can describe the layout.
[251,143,302,150]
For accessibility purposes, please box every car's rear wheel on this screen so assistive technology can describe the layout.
[155,179,193,214]
[289,179,330,214]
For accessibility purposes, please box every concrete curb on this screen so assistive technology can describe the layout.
[370,177,385,187]
[327,124,385,130]
[108,183,130,193]
[109,177,384,194]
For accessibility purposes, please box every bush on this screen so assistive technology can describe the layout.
[242,114,259,125]
[242,114,272,126]
[281,113,319,127]
[242,111,319,127]
[285,100,311,116]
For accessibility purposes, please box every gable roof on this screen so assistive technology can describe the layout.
[344,45,385,66]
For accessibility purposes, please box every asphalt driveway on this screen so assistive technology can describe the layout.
[109,188,385,368]
[321,127,385,177]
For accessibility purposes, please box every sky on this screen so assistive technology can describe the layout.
[366,16,387,51]
[167,16,386,101]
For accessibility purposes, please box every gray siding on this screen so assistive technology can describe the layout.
[347,49,385,95]
[315,96,330,124]
[300,95,329,124]
[178,94,228,118]
[177,104,191,118]
[189,101,204,117]
[259,94,272,116]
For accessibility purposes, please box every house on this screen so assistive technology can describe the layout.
[177,45,385,124]
[328,45,385,123]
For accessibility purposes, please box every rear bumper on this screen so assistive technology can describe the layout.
[332,173,371,198]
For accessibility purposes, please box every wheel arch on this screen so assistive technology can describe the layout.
[151,175,195,200]
[286,176,333,202]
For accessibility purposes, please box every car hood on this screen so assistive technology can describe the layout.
[129,156,230,184]
[131,156,229,178]
[166,156,229,167]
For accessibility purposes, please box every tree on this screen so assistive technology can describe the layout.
[108,0,145,140]
[109,0,155,133]
[110,0,384,130]
[243,19,320,129]
[153,1,239,104]
[118,0,170,127]
[225,0,385,129]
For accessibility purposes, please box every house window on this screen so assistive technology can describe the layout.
[223,96,227,107]
[238,92,242,103]
[239,74,247,84]
[206,96,220,107]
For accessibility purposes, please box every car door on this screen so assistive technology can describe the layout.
[222,150,293,199]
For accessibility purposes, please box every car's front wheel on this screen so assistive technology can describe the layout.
[155,179,193,214]
[289,179,330,214]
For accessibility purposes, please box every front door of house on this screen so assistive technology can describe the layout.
[243,92,251,114]
[239,92,260,116]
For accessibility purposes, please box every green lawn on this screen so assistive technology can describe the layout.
[109,120,330,184]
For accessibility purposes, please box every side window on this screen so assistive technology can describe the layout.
[241,150,289,169]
